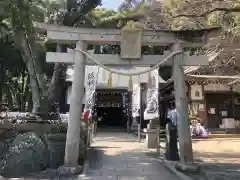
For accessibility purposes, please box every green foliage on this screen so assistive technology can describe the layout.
[0,132,49,177]
[0,0,185,110]
[0,0,112,111]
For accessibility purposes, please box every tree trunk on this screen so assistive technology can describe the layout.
[0,62,5,105]
[27,90,33,112]
[48,63,67,111]
[22,76,30,112]
[31,44,49,117]
[20,68,25,111]
[47,45,67,113]
[17,32,67,116]
[18,33,41,113]
[29,75,41,113]
[6,89,13,109]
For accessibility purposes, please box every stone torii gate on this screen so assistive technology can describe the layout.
[35,22,214,171]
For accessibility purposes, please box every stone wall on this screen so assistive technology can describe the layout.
[0,121,88,178]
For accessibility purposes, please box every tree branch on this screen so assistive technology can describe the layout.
[174,7,240,18]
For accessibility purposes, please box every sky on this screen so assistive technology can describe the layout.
[100,0,123,9]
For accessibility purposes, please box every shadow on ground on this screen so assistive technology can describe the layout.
[78,131,181,180]
[188,151,240,180]
[158,138,240,180]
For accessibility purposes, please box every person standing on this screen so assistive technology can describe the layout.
[167,103,178,127]
[165,102,179,161]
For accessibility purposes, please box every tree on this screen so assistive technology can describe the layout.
[0,0,102,115]
[168,0,240,79]
[123,0,240,81]
[1,0,166,114]
[0,14,29,111]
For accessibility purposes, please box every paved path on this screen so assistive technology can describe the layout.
[80,131,180,180]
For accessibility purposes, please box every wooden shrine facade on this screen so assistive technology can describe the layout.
[93,88,130,127]
[160,76,240,129]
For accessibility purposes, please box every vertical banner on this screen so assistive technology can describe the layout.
[85,66,99,110]
[132,84,141,118]
[144,69,159,120]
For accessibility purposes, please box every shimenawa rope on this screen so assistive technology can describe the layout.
[74,49,183,76]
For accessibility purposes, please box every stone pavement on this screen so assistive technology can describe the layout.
[79,130,181,180]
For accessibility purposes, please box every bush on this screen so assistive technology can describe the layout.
[0,132,49,177]
[0,122,88,177]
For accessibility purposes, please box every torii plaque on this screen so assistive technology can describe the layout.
[120,27,142,59]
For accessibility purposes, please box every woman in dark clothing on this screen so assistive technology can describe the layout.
[165,101,179,161]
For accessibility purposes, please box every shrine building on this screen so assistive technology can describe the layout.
[60,65,166,128]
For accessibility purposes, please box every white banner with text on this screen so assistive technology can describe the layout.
[144,69,159,120]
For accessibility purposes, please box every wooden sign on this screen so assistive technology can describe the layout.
[190,85,203,100]
[97,103,121,108]
[120,28,142,59]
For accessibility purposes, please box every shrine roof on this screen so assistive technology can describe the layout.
[161,75,240,87]
[186,75,240,81]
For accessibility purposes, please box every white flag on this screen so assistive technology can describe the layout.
[132,84,141,118]
[85,66,99,110]
[144,69,159,120]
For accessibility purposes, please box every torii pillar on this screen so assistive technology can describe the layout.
[172,43,199,172]
[60,41,87,173]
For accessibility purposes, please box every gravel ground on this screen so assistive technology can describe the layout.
[185,138,240,180]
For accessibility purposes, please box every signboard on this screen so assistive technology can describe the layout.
[121,28,142,59]
[98,103,121,108]
[190,84,203,100]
